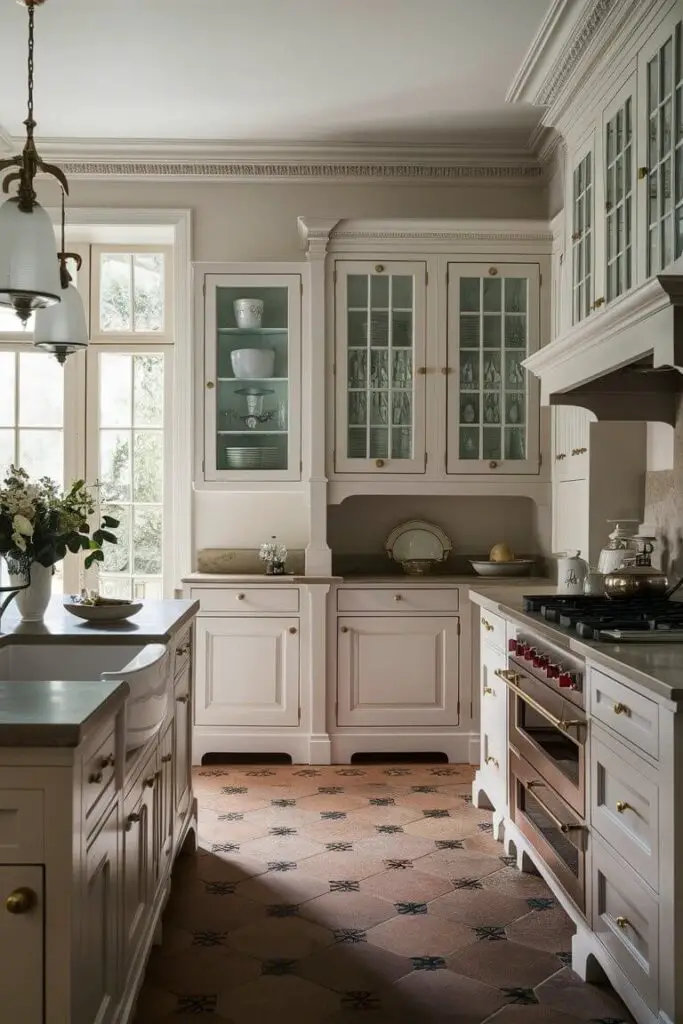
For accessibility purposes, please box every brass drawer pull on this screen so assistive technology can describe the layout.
[615,800,631,813]
[485,756,499,769]
[176,694,189,704]
[394,594,403,602]
[89,771,104,785]
[340,626,349,633]
[375,459,385,468]
[495,668,580,734]
[289,626,298,635]
[100,754,115,768]
[176,643,191,655]
[483,686,494,696]
[613,702,631,716]
[616,915,630,929]
[6,887,36,914]
[144,776,156,789]
[126,812,141,832]
[488,460,498,469]
[161,753,173,764]
[206,381,215,389]
[236,594,245,601]
[480,617,494,631]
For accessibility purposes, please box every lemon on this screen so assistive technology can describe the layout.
[489,543,514,563]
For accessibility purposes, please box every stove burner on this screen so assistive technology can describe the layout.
[522,594,683,641]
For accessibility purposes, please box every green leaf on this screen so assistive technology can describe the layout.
[92,530,104,546]
[84,549,105,569]
[66,536,82,554]
[99,530,118,545]
[102,515,119,528]
[78,522,90,534]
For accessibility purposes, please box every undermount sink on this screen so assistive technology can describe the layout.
[0,642,171,751]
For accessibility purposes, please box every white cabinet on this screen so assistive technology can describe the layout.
[157,722,174,882]
[0,865,43,1024]
[447,262,540,474]
[334,260,428,474]
[122,764,154,972]
[173,662,192,831]
[197,267,302,482]
[473,612,508,825]
[82,800,120,1024]
[569,131,596,325]
[336,615,460,727]
[194,615,300,727]
[552,406,591,479]
[553,476,590,561]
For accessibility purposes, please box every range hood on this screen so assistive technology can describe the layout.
[524,256,683,424]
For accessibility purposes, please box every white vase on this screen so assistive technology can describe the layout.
[8,563,53,622]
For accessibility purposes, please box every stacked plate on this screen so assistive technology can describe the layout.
[223,445,281,470]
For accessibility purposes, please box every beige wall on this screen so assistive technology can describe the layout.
[60,177,548,262]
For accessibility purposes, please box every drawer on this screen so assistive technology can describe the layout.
[337,587,459,614]
[592,836,658,1008]
[193,587,299,614]
[590,667,659,760]
[0,790,44,863]
[481,713,507,811]
[173,625,192,677]
[82,724,116,827]
[479,609,506,651]
[591,728,659,891]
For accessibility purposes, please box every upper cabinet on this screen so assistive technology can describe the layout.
[447,263,540,474]
[197,269,302,483]
[334,261,427,474]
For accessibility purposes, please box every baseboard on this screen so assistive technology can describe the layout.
[308,734,332,764]
[192,729,315,764]
[330,731,477,764]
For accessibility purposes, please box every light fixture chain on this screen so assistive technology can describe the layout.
[25,3,35,133]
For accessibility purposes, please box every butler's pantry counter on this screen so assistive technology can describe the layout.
[468,583,683,1024]
[0,598,199,1024]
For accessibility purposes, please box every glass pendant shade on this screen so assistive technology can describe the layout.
[0,197,61,323]
[34,278,88,362]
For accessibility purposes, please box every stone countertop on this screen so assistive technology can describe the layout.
[469,585,683,704]
[0,678,129,747]
[0,597,199,646]
[184,573,341,585]
[184,573,550,587]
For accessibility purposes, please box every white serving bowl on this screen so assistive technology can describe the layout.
[233,298,264,329]
[231,348,275,379]
[469,559,535,577]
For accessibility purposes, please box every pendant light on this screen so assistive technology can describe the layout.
[34,189,88,363]
[0,0,67,324]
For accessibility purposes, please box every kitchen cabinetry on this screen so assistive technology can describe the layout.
[173,661,192,833]
[82,800,120,1024]
[0,865,43,1024]
[336,615,459,727]
[196,267,302,483]
[472,611,508,833]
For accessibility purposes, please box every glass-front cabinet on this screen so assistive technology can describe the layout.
[203,274,301,481]
[334,261,427,473]
[447,263,540,474]
[603,75,636,304]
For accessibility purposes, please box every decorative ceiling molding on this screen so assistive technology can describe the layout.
[54,159,543,183]
[506,0,575,104]
[536,0,621,107]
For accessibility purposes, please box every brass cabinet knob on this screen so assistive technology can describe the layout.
[489,461,498,469]
[176,644,190,655]
[592,296,605,309]
[340,626,349,633]
[89,770,104,785]
[615,800,631,813]
[161,753,173,764]
[615,916,630,929]
[375,459,385,468]
[613,702,631,716]
[638,166,649,179]
[126,812,141,832]
[441,366,452,375]
[206,381,215,389]
[485,756,499,769]
[289,626,297,634]
[375,264,385,273]
[416,366,427,375]
[144,776,156,789]
[237,593,245,600]
[100,754,115,768]
[483,686,494,696]
[394,594,403,601]
[6,887,36,915]
[176,694,189,704]
[556,452,567,460]
[488,267,498,276]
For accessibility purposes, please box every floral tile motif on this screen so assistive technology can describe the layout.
[384,859,412,870]
[556,951,573,967]
[475,925,507,941]
[395,902,428,915]
[176,994,218,1013]
[500,855,517,866]
[335,769,366,777]
[321,811,347,821]
[211,842,240,853]
[435,839,464,850]
[452,878,484,890]
[423,809,450,818]
[202,881,236,895]
[197,769,227,778]
[369,797,395,806]
[266,904,300,918]
[501,986,539,1004]
[222,786,247,795]
[191,931,227,946]
[428,767,460,776]
[527,897,556,911]
[330,880,360,892]
[245,769,276,777]
[478,821,494,832]
[269,826,297,836]
[409,956,447,971]
[334,928,367,943]
[326,842,353,852]
[262,958,298,975]
[340,990,382,1011]
[319,787,344,795]
[267,860,298,872]
[294,769,322,777]
[218,812,244,821]
[271,798,296,807]
[411,786,438,793]
[375,824,403,834]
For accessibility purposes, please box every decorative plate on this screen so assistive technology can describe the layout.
[385,520,452,566]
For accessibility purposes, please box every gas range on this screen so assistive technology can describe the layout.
[522,594,683,642]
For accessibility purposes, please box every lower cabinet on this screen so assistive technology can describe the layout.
[336,615,460,727]
[82,800,120,1024]
[173,662,192,832]
[0,864,43,1024]
[157,723,174,883]
[122,765,154,973]
[479,636,508,812]
[194,616,300,726]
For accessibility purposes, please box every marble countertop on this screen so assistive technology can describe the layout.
[469,584,683,704]
[184,572,550,587]
[184,573,341,584]
[0,678,129,747]
[0,597,198,646]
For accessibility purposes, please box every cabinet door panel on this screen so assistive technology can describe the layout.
[554,477,589,560]
[195,617,300,726]
[447,262,540,474]
[158,723,174,881]
[174,663,192,830]
[602,73,637,303]
[0,864,43,1024]
[480,642,508,811]
[337,616,459,726]
[122,783,152,972]
[569,133,596,324]
[334,260,427,474]
[82,802,119,1024]
[203,273,302,481]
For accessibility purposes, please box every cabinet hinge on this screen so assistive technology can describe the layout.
[201,459,205,473]
[425,269,429,285]
[300,280,303,295]
[332,361,336,376]
[202,283,206,298]
[457,619,461,636]
[424,452,428,468]
[539,274,543,286]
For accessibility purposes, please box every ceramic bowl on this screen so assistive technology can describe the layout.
[64,600,143,623]
[469,559,535,577]
[231,348,275,379]
[401,558,437,575]
[233,298,264,329]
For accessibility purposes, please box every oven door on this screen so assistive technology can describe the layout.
[510,746,587,912]
[496,665,586,816]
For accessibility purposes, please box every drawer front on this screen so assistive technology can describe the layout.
[592,837,658,1008]
[173,625,192,678]
[0,791,44,863]
[591,729,659,890]
[337,588,459,614]
[82,725,116,826]
[193,587,300,614]
[481,711,507,811]
[590,667,659,759]
[479,610,506,652]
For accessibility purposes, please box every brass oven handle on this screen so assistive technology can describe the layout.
[615,800,631,814]
[523,778,586,839]
[615,915,630,929]
[494,669,585,736]
[480,617,494,632]
[613,702,631,717]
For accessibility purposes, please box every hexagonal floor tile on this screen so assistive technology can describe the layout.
[415,850,503,881]
[446,939,564,989]
[430,887,530,927]
[299,890,396,931]
[298,849,386,882]
[367,913,474,959]
[483,866,554,899]
[535,968,636,1021]
[393,966,506,1023]
[146,946,261,994]
[237,869,330,906]
[360,868,452,905]
[506,907,576,953]
[228,915,335,960]
[296,941,412,992]
[217,974,339,1024]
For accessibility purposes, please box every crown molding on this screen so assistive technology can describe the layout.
[506,0,578,104]
[301,218,554,256]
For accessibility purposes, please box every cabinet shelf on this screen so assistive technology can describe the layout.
[217,377,288,383]
[217,430,288,435]
[218,327,288,334]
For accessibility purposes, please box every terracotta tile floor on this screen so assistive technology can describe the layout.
[135,764,635,1023]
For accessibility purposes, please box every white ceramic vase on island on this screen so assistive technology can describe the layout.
[8,562,53,622]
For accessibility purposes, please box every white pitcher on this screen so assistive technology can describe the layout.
[554,550,588,595]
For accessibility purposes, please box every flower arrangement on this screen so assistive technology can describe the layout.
[0,465,119,578]
[258,535,288,576]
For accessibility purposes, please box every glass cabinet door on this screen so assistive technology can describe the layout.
[640,14,683,275]
[203,274,301,480]
[603,77,636,303]
[334,261,427,474]
[571,142,594,324]
[447,263,540,475]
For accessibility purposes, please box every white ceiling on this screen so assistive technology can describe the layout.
[0,0,551,150]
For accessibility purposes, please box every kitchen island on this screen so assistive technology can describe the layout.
[469,583,682,1024]
[0,597,198,1024]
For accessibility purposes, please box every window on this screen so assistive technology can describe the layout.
[0,244,174,598]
